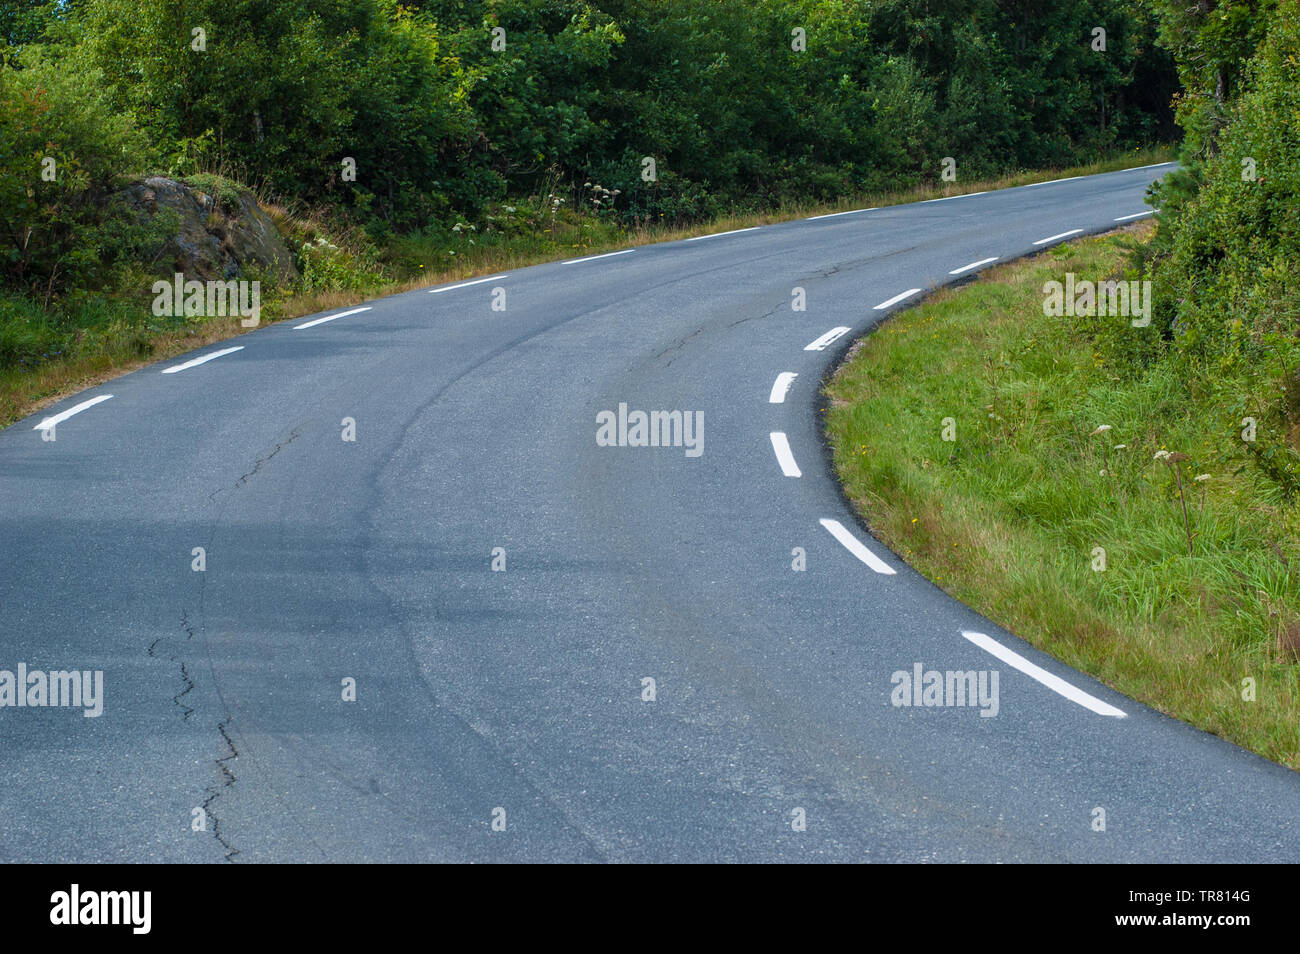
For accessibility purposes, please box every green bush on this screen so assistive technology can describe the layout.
[0,51,151,299]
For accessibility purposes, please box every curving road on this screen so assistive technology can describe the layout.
[3,163,1298,862]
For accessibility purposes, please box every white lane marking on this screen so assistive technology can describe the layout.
[1025,175,1084,188]
[769,432,801,477]
[920,191,987,203]
[1114,210,1155,221]
[808,207,876,220]
[294,306,372,330]
[429,276,501,293]
[769,372,798,403]
[819,518,896,575]
[33,395,113,431]
[686,227,761,242]
[873,288,922,310]
[1032,229,1084,245]
[804,326,851,351]
[1125,161,1176,171]
[961,630,1127,718]
[562,249,634,264]
[949,256,999,276]
[160,346,244,374]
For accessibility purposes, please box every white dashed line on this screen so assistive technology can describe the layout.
[769,372,798,403]
[920,191,987,203]
[33,395,113,431]
[562,249,634,264]
[686,227,760,241]
[808,208,876,220]
[1024,175,1084,188]
[160,347,244,374]
[769,432,801,477]
[804,327,851,352]
[429,276,501,293]
[1114,210,1155,221]
[294,306,372,330]
[1125,161,1176,171]
[819,518,896,575]
[949,256,999,276]
[961,630,1127,718]
[1032,229,1084,245]
[873,288,922,310]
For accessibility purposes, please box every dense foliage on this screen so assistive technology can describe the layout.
[2,0,1176,241]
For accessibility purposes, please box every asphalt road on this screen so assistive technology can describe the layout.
[3,163,1298,862]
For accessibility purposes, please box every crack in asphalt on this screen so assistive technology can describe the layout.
[200,718,241,863]
[209,425,304,500]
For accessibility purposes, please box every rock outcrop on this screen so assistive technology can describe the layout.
[120,177,298,285]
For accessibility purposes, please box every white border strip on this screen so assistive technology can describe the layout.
[430,276,501,293]
[808,207,876,221]
[686,227,760,242]
[921,191,987,204]
[161,346,244,374]
[33,395,113,431]
[1114,210,1154,222]
[562,249,634,264]
[769,372,798,404]
[949,256,999,276]
[819,518,896,575]
[769,432,801,477]
[804,327,851,351]
[295,306,372,330]
[874,288,922,311]
[1032,229,1083,246]
[1025,175,1084,188]
[962,630,1127,717]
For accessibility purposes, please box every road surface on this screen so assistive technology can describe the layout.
[3,163,1297,862]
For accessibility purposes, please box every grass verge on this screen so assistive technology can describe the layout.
[824,222,1300,769]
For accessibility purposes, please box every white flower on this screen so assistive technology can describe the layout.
[1194,474,1211,482]
[1153,450,1171,460]
[1091,424,1112,436]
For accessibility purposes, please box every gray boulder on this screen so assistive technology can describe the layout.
[120,176,298,285]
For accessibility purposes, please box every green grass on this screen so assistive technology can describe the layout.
[824,223,1300,769]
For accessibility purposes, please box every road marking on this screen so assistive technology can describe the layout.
[769,372,798,403]
[808,207,876,220]
[161,346,244,374]
[1032,229,1084,245]
[1114,210,1155,221]
[819,518,896,575]
[429,276,501,293]
[873,288,922,310]
[1025,175,1084,188]
[294,306,372,330]
[769,432,801,477]
[33,395,113,431]
[920,191,987,203]
[1126,161,1176,171]
[949,256,999,276]
[686,227,761,241]
[961,630,1127,718]
[562,249,634,264]
[804,327,851,351]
